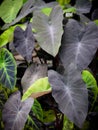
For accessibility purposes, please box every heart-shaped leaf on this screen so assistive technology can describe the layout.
[2,91,34,130]
[0,0,23,23]
[59,19,98,70]
[48,63,88,128]
[32,5,63,56]
[0,48,17,89]
[13,24,35,63]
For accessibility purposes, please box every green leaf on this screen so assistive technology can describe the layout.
[43,110,56,123]
[0,0,23,23]
[22,77,52,101]
[32,99,43,121]
[63,7,76,13]
[82,70,98,109]
[94,20,98,26]
[82,70,98,90]
[56,0,71,5]
[0,24,26,47]
[63,116,74,130]
[41,7,52,16]
[0,48,17,89]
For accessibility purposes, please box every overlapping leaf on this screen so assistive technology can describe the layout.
[59,19,98,70]
[32,5,63,56]
[0,48,17,89]
[0,24,26,48]
[13,24,35,63]
[1,0,57,30]
[0,0,23,23]
[48,63,88,128]
[21,63,51,101]
[21,63,48,92]
[2,91,34,130]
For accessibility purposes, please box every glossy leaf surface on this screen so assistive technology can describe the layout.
[32,5,63,56]
[0,0,23,23]
[13,24,35,63]
[48,63,88,128]
[0,48,17,89]
[2,91,34,130]
[59,19,98,70]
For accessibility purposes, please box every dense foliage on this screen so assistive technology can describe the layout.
[0,0,98,130]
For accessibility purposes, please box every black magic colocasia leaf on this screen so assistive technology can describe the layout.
[2,91,34,130]
[13,24,35,63]
[59,19,98,70]
[32,5,63,57]
[48,63,88,128]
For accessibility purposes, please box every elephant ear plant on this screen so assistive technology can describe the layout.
[0,0,98,129]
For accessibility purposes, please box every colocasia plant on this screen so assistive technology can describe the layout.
[0,0,98,130]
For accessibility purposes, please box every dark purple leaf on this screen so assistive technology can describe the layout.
[92,9,98,20]
[2,91,34,130]
[13,24,35,63]
[59,19,98,70]
[32,5,63,56]
[48,63,88,128]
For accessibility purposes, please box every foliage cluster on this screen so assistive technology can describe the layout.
[0,0,98,130]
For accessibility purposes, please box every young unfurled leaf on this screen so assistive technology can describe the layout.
[32,5,63,56]
[0,0,23,23]
[2,91,34,130]
[48,63,88,128]
[0,48,17,89]
[59,19,98,70]
[13,24,35,63]
[22,77,51,101]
